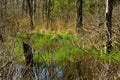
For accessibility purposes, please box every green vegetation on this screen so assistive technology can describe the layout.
[16,32,79,64]
[14,32,120,65]
[0,0,120,79]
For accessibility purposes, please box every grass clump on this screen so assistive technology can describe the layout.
[15,32,120,65]
[31,32,78,65]
[16,32,78,65]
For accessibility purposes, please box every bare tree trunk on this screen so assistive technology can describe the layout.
[22,0,26,15]
[4,0,7,18]
[76,0,83,34]
[0,0,3,19]
[105,0,113,53]
[42,0,47,24]
[47,0,51,20]
[27,0,34,29]
[46,0,52,30]
[34,0,37,16]
[0,34,3,42]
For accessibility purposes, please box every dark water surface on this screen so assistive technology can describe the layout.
[13,64,63,80]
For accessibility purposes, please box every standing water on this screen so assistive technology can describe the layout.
[13,64,63,80]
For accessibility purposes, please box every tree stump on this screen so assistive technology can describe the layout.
[22,42,33,80]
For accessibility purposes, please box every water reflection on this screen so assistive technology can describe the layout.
[14,64,63,80]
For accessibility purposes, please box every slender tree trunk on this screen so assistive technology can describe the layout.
[46,0,52,30]
[27,0,34,29]
[22,0,25,15]
[4,0,7,17]
[76,0,83,34]
[0,34,3,42]
[42,0,47,25]
[97,0,102,27]
[105,0,113,53]
[48,0,51,20]
[0,0,3,19]
[48,0,54,30]
[34,0,37,16]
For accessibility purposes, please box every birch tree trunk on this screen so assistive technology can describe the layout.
[105,0,113,53]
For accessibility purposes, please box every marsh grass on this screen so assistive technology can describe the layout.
[14,32,120,65]
[1,32,120,80]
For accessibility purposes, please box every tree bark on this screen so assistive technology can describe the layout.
[22,0,26,15]
[105,0,113,53]
[46,0,52,30]
[27,0,34,29]
[0,34,3,42]
[34,0,37,15]
[76,0,83,34]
